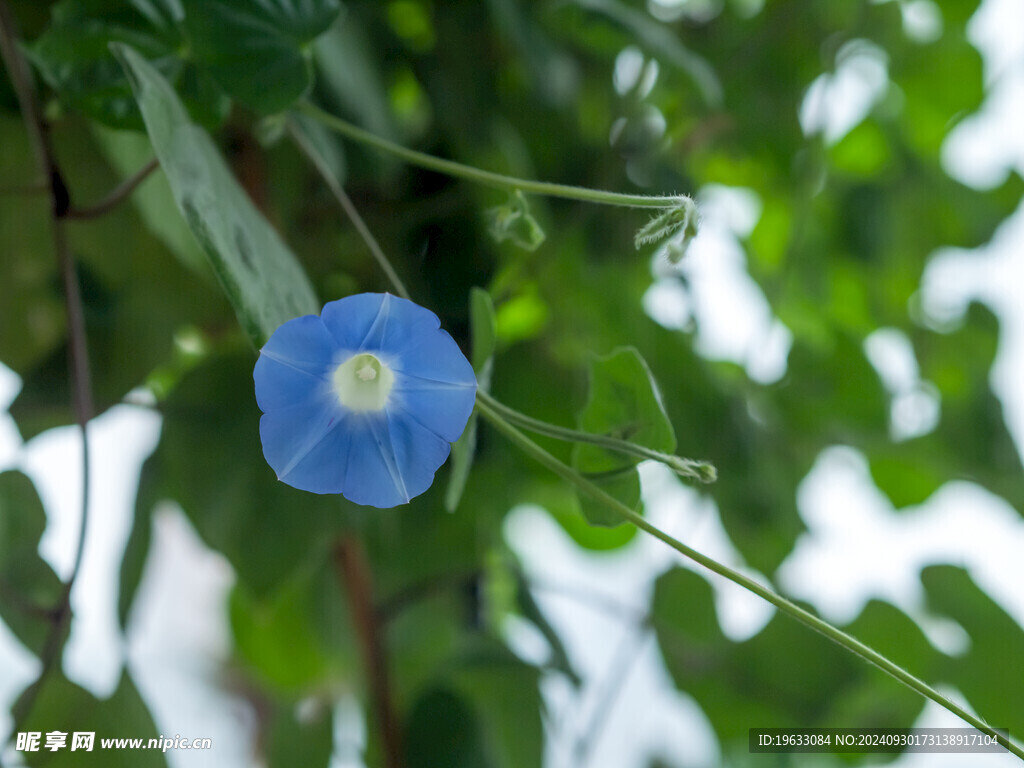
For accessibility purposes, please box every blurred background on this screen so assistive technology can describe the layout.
[2,0,1024,766]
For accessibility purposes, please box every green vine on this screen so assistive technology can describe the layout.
[475,393,1023,761]
[299,101,692,210]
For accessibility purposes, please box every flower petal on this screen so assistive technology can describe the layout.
[320,293,392,351]
[389,329,477,385]
[255,314,336,411]
[259,399,351,493]
[341,413,410,507]
[386,410,453,499]
[358,293,438,352]
[391,376,477,443]
[360,297,476,384]
[337,411,452,507]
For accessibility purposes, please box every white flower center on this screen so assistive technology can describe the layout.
[332,353,394,412]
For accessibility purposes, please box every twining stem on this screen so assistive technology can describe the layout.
[0,3,49,187]
[476,390,715,483]
[288,119,412,301]
[65,157,159,220]
[475,394,1024,760]
[0,0,95,747]
[299,101,689,210]
[333,536,404,768]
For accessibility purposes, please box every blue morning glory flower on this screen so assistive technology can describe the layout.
[254,293,478,508]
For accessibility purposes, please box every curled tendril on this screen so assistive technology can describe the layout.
[634,196,699,261]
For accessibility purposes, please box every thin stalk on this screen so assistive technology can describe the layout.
[299,101,688,210]
[0,1,95,750]
[65,157,159,220]
[0,2,48,182]
[477,390,715,482]
[333,536,404,768]
[288,119,411,300]
[475,394,1024,761]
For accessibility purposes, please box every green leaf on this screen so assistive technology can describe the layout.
[865,304,1024,515]
[26,0,227,130]
[485,190,545,252]
[469,288,498,378]
[16,672,166,767]
[829,120,893,179]
[229,559,354,693]
[543,493,638,550]
[265,695,334,768]
[127,0,183,30]
[113,44,320,346]
[27,17,167,130]
[448,638,544,768]
[117,460,156,629]
[915,304,1024,513]
[652,568,930,750]
[446,288,495,512]
[494,289,548,346]
[181,0,342,113]
[829,599,936,728]
[922,565,1024,739]
[0,471,64,656]
[512,570,581,686]
[0,119,63,376]
[442,407,476,513]
[386,594,468,711]
[405,688,489,768]
[572,347,675,526]
[868,453,943,509]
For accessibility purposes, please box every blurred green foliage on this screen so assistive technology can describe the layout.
[2,0,1023,765]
